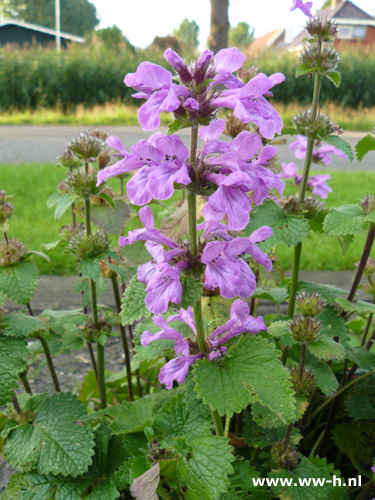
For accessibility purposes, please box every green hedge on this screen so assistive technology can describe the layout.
[253,48,375,108]
[0,44,374,111]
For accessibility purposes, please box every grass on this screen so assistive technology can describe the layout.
[0,163,374,275]
[0,102,373,132]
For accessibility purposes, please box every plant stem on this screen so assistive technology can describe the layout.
[26,302,61,392]
[361,313,373,346]
[282,423,294,454]
[19,371,32,394]
[12,396,21,415]
[287,70,322,319]
[299,343,306,379]
[87,343,99,383]
[3,231,9,244]
[354,480,374,500]
[85,198,91,236]
[224,415,231,438]
[69,167,77,227]
[111,275,134,401]
[346,222,375,305]
[127,324,143,397]
[120,177,124,197]
[309,428,325,457]
[210,407,224,436]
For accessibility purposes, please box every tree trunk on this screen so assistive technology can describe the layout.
[208,0,229,53]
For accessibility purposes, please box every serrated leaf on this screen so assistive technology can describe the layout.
[104,397,154,434]
[193,336,296,424]
[324,135,353,162]
[108,263,128,283]
[295,63,311,77]
[129,462,159,500]
[338,234,354,255]
[0,337,28,405]
[0,260,39,304]
[99,192,116,209]
[244,200,310,251]
[243,411,301,449]
[268,456,344,499]
[318,306,350,342]
[41,239,63,251]
[355,134,375,161]
[323,204,364,236]
[324,71,341,88]
[178,276,203,310]
[280,126,297,136]
[332,421,375,477]
[54,194,77,222]
[3,312,46,338]
[268,320,294,347]
[72,276,107,308]
[346,346,375,370]
[167,119,191,135]
[59,323,86,352]
[78,258,101,281]
[292,280,347,302]
[120,275,151,326]
[47,192,61,208]
[222,459,272,500]
[252,288,288,305]
[154,393,211,445]
[91,200,131,235]
[336,298,375,315]
[309,209,328,233]
[345,391,375,421]
[5,392,95,477]
[307,358,338,396]
[176,436,235,500]
[308,335,345,361]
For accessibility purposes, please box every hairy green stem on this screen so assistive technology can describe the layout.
[12,396,21,415]
[19,371,32,394]
[299,343,306,379]
[210,407,224,436]
[282,423,294,454]
[224,415,231,438]
[361,312,373,346]
[87,343,99,384]
[111,275,134,401]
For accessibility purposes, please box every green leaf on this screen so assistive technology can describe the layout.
[91,200,131,235]
[308,335,345,361]
[54,194,77,221]
[307,358,338,396]
[355,134,375,161]
[130,462,160,500]
[318,306,350,342]
[268,456,344,499]
[268,320,294,347]
[295,63,312,77]
[345,391,375,421]
[46,192,61,208]
[120,275,151,326]
[154,393,211,445]
[3,312,46,338]
[309,209,328,234]
[332,421,375,477]
[222,459,272,500]
[0,337,28,405]
[176,436,235,500]
[193,336,296,424]
[98,192,116,209]
[72,276,108,308]
[41,239,63,251]
[280,126,297,136]
[178,276,203,310]
[346,346,375,370]
[324,71,341,88]
[5,392,95,477]
[167,119,191,135]
[324,134,353,162]
[336,298,375,315]
[78,258,101,281]
[244,200,310,251]
[104,397,154,435]
[133,321,174,363]
[252,288,288,305]
[323,204,364,236]
[338,234,354,255]
[108,263,128,283]
[59,323,86,352]
[25,250,51,263]
[293,279,347,302]
[243,411,301,449]
[0,260,39,304]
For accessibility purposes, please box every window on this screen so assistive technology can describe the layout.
[337,25,367,40]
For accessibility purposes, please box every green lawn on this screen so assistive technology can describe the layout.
[0,163,374,274]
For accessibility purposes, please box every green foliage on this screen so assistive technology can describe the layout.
[307,335,345,361]
[345,384,375,420]
[243,412,301,449]
[54,194,77,222]
[0,337,28,405]
[323,204,367,237]
[176,436,235,500]
[0,260,39,304]
[355,134,375,161]
[324,71,341,88]
[221,459,272,500]
[3,312,46,338]
[292,280,347,302]
[5,392,95,476]
[78,257,101,281]
[244,200,310,251]
[91,200,131,235]
[307,358,338,396]
[178,276,203,310]
[193,336,296,424]
[323,135,353,161]
[252,288,288,305]
[172,18,199,57]
[228,22,254,50]
[104,397,155,434]
[120,275,151,326]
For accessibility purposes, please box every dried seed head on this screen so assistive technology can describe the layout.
[289,365,315,396]
[59,223,85,243]
[68,229,109,260]
[57,148,81,169]
[360,195,375,215]
[296,291,326,317]
[99,259,117,278]
[300,45,340,75]
[68,133,104,160]
[0,191,13,225]
[0,239,26,266]
[97,151,111,170]
[290,314,321,344]
[282,196,301,215]
[270,441,299,471]
[303,196,324,219]
[237,66,258,84]
[292,111,342,140]
[87,129,109,141]
[223,114,250,138]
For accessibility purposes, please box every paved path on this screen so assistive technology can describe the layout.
[0,125,373,170]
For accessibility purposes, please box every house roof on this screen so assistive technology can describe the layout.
[0,19,84,43]
[290,0,375,48]
[247,28,286,57]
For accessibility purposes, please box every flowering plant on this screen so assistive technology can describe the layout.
[1,2,375,499]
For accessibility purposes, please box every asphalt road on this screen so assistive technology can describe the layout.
[0,125,373,170]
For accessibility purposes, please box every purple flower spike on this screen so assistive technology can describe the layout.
[228,228,274,273]
[279,162,300,181]
[125,61,189,131]
[211,47,247,90]
[164,49,192,85]
[308,174,332,199]
[159,340,202,389]
[290,136,347,165]
[141,314,184,346]
[290,0,313,17]
[168,306,197,335]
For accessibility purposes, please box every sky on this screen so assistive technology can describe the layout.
[90,0,375,50]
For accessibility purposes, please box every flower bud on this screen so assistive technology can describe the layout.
[360,195,375,215]
[64,166,103,198]
[0,239,26,266]
[270,441,299,471]
[97,151,111,170]
[303,196,324,219]
[289,314,321,344]
[223,114,250,138]
[306,18,338,42]
[0,191,13,225]
[60,223,85,243]
[300,45,340,75]
[68,133,104,160]
[296,291,326,317]
[292,111,341,140]
[193,49,214,85]
[289,365,315,396]
[57,149,81,169]
[237,66,258,84]
[68,229,109,260]
[164,49,193,85]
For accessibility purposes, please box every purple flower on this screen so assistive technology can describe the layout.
[159,340,202,389]
[308,174,332,199]
[210,47,247,90]
[279,162,300,182]
[290,0,313,17]
[211,73,285,139]
[289,136,347,165]
[141,314,184,346]
[124,62,189,131]
[208,299,267,359]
